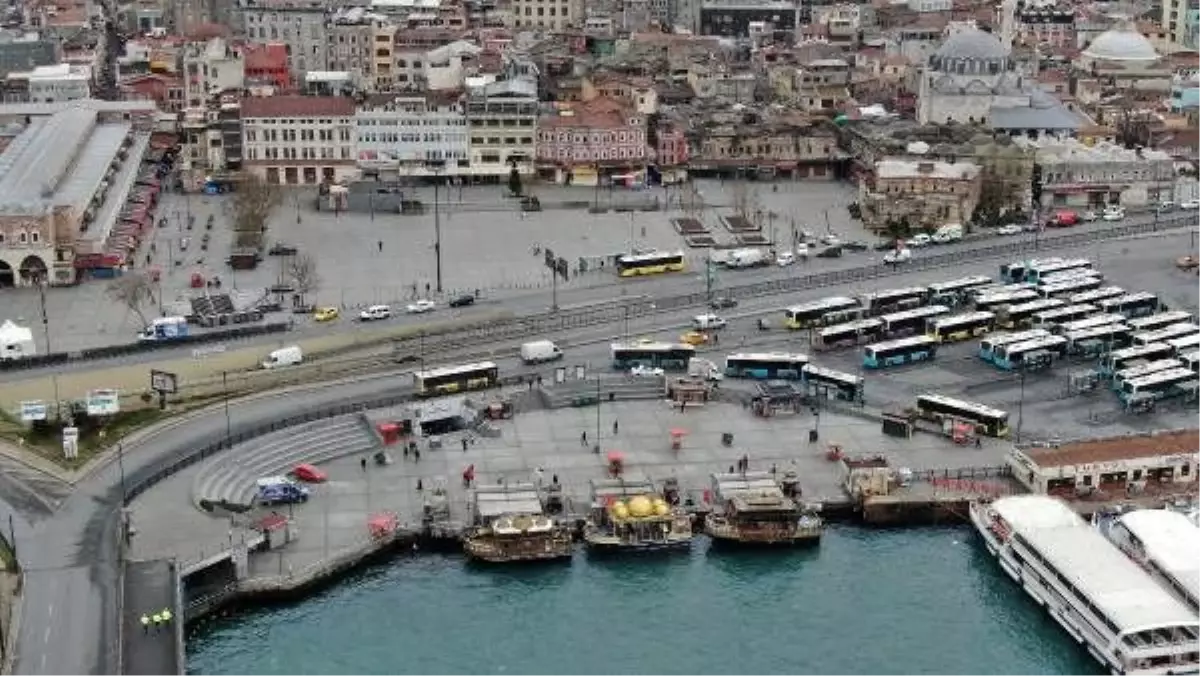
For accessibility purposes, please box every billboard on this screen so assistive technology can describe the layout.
[86,389,121,416]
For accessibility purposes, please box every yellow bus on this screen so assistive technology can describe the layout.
[926,311,995,343]
[414,361,500,397]
[616,250,686,277]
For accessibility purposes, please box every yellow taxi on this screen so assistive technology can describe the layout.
[313,307,340,322]
[679,331,710,346]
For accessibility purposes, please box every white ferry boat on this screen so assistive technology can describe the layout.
[971,495,1200,675]
[1102,509,1200,615]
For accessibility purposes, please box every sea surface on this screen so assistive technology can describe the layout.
[186,526,1102,675]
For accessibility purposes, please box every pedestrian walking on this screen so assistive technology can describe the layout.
[770,463,777,476]
[712,332,719,346]
[361,457,367,472]
[414,448,421,462]
[612,420,619,435]
[728,465,735,474]
[377,240,383,252]
[461,437,469,452]
[534,466,545,486]
[151,612,162,634]
[417,478,423,491]
[975,436,982,449]
[140,614,150,634]
[425,282,431,295]
[551,473,559,485]
[581,431,588,446]
[161,608,173,627]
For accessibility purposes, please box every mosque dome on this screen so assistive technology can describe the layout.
[1082,27,1159,62]
[934,27,1008,61]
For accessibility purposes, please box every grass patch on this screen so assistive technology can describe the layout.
[0,407,169,471]
[0,538,13,572]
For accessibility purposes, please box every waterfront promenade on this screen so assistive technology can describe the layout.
[127,395,1016,594]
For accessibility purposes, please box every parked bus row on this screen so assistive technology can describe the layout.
[783,275,1001,331]
[720,352,864,401]
[812,305,951,350]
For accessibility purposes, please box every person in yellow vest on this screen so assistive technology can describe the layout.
[151,612,162,634]
[161,608,173,627]
[140,614,150,634]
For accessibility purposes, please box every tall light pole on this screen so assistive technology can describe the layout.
[428,160,446,294]
[117,441,127,503]
[1015,366,1027,443]
[222,371,232,446]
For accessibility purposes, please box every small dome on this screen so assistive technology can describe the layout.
[627,495,653,518]
[1082,27,1159,62]
[935,28,1008,60]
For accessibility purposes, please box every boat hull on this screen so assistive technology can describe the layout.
[583,531,695,554]
[462,534,574,564]
[704,514,822,547]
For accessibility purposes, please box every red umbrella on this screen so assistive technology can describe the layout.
[606,451,624,463]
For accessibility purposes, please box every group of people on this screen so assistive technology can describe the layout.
[139,607,174,634]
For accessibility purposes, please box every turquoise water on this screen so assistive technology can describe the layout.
[187,526,1101,675]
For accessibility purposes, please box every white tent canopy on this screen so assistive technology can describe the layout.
[0,319,36,360]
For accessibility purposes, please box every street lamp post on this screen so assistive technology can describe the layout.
[1015,366,1027,443]
[222,371,232,446]
[594,377,602,454]
[117,441,127,503]
[427,160,446,294]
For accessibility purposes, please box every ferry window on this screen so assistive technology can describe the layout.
[1182,463,1191,476]
[1082,475,1093,486]
[1133,469,1142,480]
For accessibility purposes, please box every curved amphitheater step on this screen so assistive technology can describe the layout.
[192,414,379,510]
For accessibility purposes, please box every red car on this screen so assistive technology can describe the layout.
[1045,210,1079,228]
[291,463,328,483]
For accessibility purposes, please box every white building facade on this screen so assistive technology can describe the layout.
[354,93,469,177]
[22,63,91,103]
[241,96,358,185]
[1020,138,1176,209]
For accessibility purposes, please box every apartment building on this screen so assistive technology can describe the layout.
[535,97,648,185]
[241,95,357,184]
[859,158,982,232]
[8,63,91,103]
[510,0,582,31]
[465,76,539,178]
[355,91,469,178]
[181,38,245,107]
[238,0,330,77]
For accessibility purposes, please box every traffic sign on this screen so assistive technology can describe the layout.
[150,369,178,394]
[86,389,121,416]
[19,401,47,422]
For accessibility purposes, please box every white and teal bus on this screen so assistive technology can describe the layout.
[1031,303,1098,330]
[862,335,938,369]
[1063,324,1132,355]
[1112,359,1181,392]
[1037,269,1103,286]
[974,289,1040,313]
[1179,350,1200,373]
[1054,313,1128,336]
[1099,292,1160,319]
[783,296,862,330]
[801,364,864,402]
[927,311,996,343]
[915,394,1010,437]
[1133,323,1200,347]
[1118,367,1198,405]
[1166,332,1200,356]
[1099,342,1175,377]
[1127,311,1196,334]
[813,318,884,350]
[880,305,951,337]
[978,329,1052,363]
[992,335,1068,371]
[1024,258,1093,284]
[1068,286,1126,307]
[999,257,1063,284]
[861,287,928,316]
[1037,276,1104,300]
[611,342,695,370]
[997,298,1064,329]
[724,353,809,380]
[926,275,993,305]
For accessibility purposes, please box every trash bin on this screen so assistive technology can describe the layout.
[808,429,819,443]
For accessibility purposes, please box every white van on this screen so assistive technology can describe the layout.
[692,314,727,330]
[360,305,391,321]
[688,357,723,382]
[931,224,963,244]
[263,345,303,369]
[519,340,563,364]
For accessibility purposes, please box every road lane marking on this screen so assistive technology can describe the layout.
[43,625,50,643]
[47,603,53,618]
[40,653,46,669]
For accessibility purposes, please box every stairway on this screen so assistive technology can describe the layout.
[538,375,667,409]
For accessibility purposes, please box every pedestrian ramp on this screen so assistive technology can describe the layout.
[191,414,379,511]
[537,375,667,408]
[122,559,181,675]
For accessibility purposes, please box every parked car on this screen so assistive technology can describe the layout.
[1181,199,1200,210]
[1158,201,1176,213]
[819,233,840,246]
[292,463,328,483]
[313,307,339,322]
[680,330,711,346]
[1101,206,1125,221]
[883,248,912,265]
[359,305,391,321]
[710,296,738,310]
[1046,210,1079,228]
[795,243,810,258]
[997,224,1024,236]
[630,365,665,377]
[776,252,796,267]
[406,299,436,314]
[816,245,843,258]
[448,294,475,308]
[873,240,898,251]
[905,233,932,247]
[1081,210,1099,222]
[256,477,310,506]
[692,314,727,330]
[268,243,298,256]
[842,240,869,252]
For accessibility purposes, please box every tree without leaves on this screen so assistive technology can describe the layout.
[231,171,283,250]
[730,182,751,219]
[107,272,156,328]
[288,254,320,306]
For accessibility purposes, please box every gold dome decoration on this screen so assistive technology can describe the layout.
[627,495,654,518]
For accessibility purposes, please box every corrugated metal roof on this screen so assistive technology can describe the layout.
[995,496,1198,632]
[1117,510,1200,608]
[473,483,544,518]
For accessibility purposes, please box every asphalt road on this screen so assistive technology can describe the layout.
[5,222,1197,675]
[2,211,1191,382]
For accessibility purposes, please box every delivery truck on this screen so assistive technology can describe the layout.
[520,340,563,364]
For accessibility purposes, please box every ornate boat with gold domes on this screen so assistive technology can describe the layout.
[584,478,695,553]
[704,471,823,546]
[463,483,573,563]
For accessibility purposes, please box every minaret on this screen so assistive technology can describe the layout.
[999,0,1017,51]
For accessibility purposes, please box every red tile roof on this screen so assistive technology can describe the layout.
[241,95,356,118]
[540,98,637,130]
[1024,429,1199,468]
[244,43,289,71]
